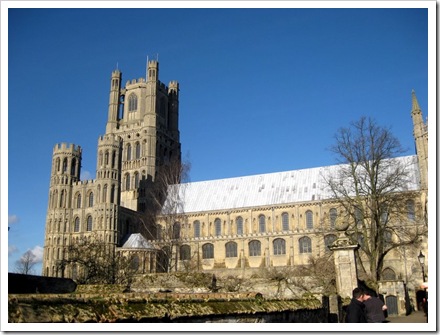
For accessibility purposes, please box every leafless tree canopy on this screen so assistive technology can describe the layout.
[57,234,137,285]
[143,157,191,272]
[15,250,38,275]
[323,117,427,286]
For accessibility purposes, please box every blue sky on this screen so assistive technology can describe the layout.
[3,3,432,275]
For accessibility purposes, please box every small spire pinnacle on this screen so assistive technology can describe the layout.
[411,89,421,112]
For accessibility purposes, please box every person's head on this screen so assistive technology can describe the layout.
[352,287,364,301]
[363,291,372,301]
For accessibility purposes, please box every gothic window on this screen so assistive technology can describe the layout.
[273,238,286,255]
[236,216,243,235]
[125,173,130,190]
[62,158,68,173]
[180,245,191,261]
[194,220,201,238]
[214,218,221,236]
[225,242,238,258]
[324,234,337,250]
[56,157,60,172]
[329,208,337,228]
[355,206,363,227]
[104,151,109,165]
[128,94,138,112]
[103,184,108,202]
[99,151,103,166]
[126,143,132,161]
[88,192,94,207]
[299,236,312,253]
[130,255,140,271]
[305,210,313,229]
[380,205,389,225]
[134,172,139,189]
[110,185,115,203]
[74,217,80,232]
[60,190,65,208]
[135,142,141,159]
[407,199,415,221]
[173,222,181,239]
[71,158,76,175]
[259,215,266,233]
[249,240,261,256]
[384,230,393,248]
[281,212,289,231]
[111,150,116,168]
[382,267,397,280]
[202,243,214,259]
[86,216,93,231]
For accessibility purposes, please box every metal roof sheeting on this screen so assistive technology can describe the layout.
[164,155,420,214]
[121,233,158,249]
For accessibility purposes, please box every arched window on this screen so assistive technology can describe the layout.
[125,173,130,190]
[130,255,140,271]
[273,238,286,255]
[305,210,313,229]
[355,206,363,227]
[194,220,201,238]
[62,158,68,173]
[324,234,337,250]
[259,215,266,233]
[173,222,181,239]
[214,218,221,236]
[126,143,132,161]
[60,190,65,208]
[86,216,93,231]
[72,264,78,281]
[134,172,139,189]
[225,242,238,258]
[103,184,108,203]
[128,94,138,112]
[236,216,243,235]
[384,230,392,248]
[71,158,76,175]
[104,151,109,165]
[249,240,261,256]
[135,142,141,159]
[76,193,81,208]
[180,245,191,261]
[110,185,116,203]
[111,150,116,168]
[382,267,397,280]
[299,236,312,253]
[329,208,337,228]
[202,243,214,259]
[406,199,415,221]
[281,212,289,231]
[56,157,60,172]
[88,192,94,207]
[74,217,80,232]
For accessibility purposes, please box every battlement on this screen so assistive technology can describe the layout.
[53,143,82,154]
[148,60,158,67]
[74,179,96,186]
[125,78,146,86]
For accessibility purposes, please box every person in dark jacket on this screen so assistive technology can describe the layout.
[363,291,387,323]
[345,288,367,323]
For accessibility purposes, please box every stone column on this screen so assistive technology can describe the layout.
[329,221,359,299]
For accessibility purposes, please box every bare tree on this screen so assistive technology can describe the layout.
[57,234,137,285]
[143,157,191,273]
[15,250,38,275]
[323,117,427,288]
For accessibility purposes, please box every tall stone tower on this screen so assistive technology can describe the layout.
[411,90,428,190]
[42,59,181,278]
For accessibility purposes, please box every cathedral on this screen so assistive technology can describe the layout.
[42,60,428,310]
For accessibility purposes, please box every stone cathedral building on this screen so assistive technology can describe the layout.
[43,60,428,307]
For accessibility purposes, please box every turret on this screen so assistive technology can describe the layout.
[106,69,122,133]
[147,60,159,82]
[411,90,428,190]
[168,80,180,138]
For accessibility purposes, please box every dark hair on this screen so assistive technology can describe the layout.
[352,287,364,299]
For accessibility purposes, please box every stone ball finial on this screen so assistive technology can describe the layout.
[335,216,349,231]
